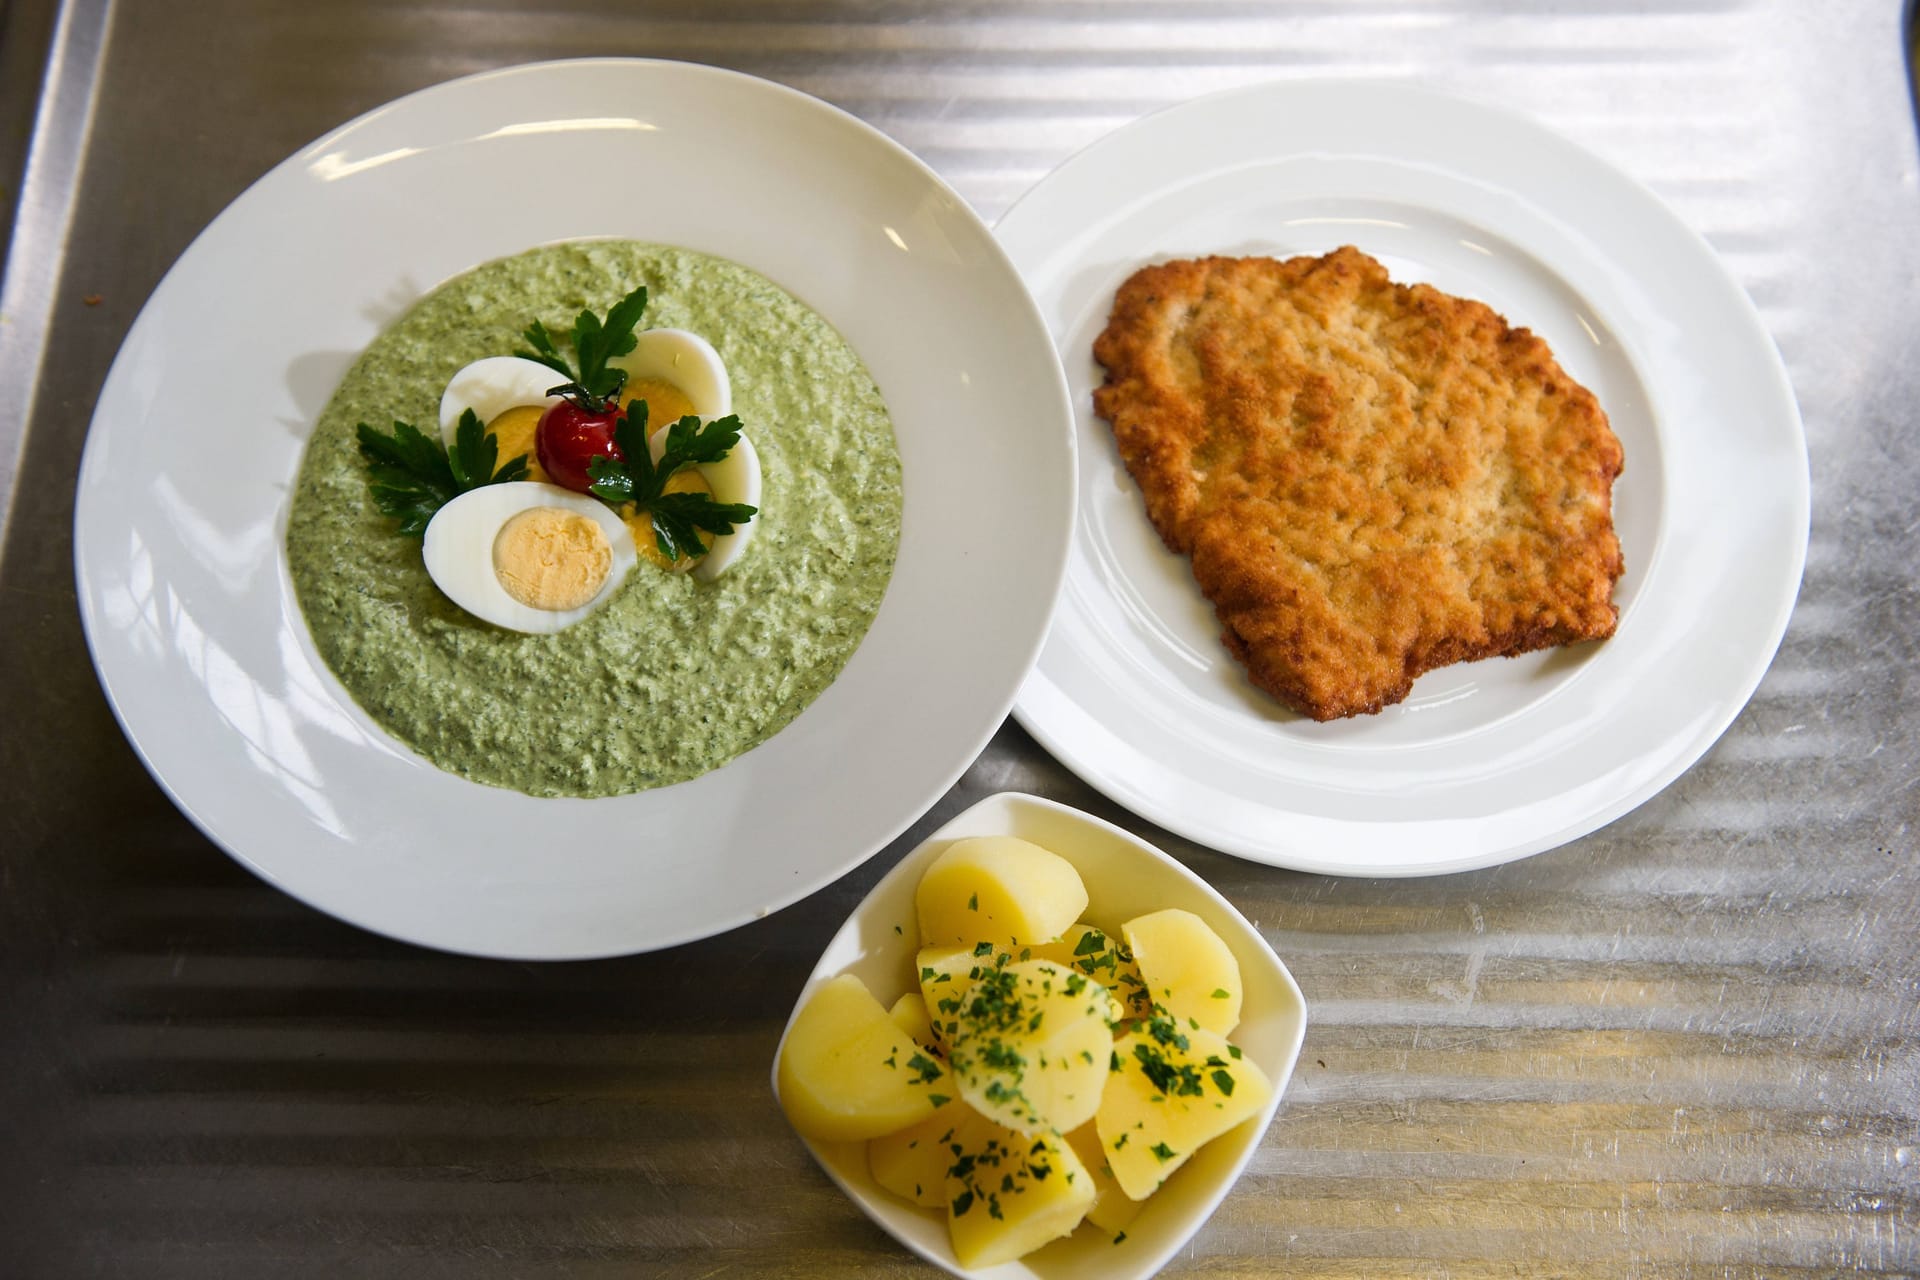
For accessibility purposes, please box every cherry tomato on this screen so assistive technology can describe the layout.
[535,401,623,493]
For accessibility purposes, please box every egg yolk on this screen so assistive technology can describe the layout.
[628,469,716,573]
[486,404,551,484]
[492,506,612,611]
[622,377,697,427]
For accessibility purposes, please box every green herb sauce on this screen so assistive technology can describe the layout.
[287,241,902,796]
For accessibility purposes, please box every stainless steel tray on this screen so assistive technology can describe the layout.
[3,1,1914,1273]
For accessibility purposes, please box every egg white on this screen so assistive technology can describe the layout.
[423,484,637,633]
[646,423,763,582]
[612,329,732,420]
[439,356,566,447]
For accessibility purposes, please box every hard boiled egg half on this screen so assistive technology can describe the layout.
[612,328,731,424]
[423,483,637,633]
[644,421,763,582]
[439,356,564,478]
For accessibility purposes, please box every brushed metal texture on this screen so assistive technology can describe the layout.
[2,1,1915,1276]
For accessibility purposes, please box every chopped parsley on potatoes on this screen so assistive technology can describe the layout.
[776,835,1273,1268]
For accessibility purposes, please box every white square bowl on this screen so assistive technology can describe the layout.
[771,791,1308,1279]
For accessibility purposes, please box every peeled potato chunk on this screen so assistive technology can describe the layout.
[945,1106,1096,1269]
[1124,907,1243,1035]
[888,991,937,1050]
[948,959,1112,1136]
[777,973,949,1142]
[1065,1120,1145,1233]
[1096,1020,1272,1200]
[869,1101,961,1208]
[917,944,990,1045]
[1030,922,1152,1022]
[916,836,1089,950]
[919,940,1099,1046]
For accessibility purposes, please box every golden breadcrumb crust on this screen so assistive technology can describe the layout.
[1091,246,1624,720]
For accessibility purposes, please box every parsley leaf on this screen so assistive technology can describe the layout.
[514,318,576,384]
[448,407,529,490]
[587,408,759,562]
[357,409,526,536]
[514,285,649,411]
[649,490,757,561]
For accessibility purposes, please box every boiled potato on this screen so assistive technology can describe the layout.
[1096,1020,1272,1200]
[1064,1120,1145,1233]
[916,943,991,1044]
[1124,907,1242,1035]
[888,991,937,1049]
[919,937,1124,1043]
[869,1102,960,1208]
[917,943,1018,1047]
[798,833,1284,1269]
[1030,923,1152,1022]
[944,1106,1096,1269]
[948,959,1112,1135]
[916,836,1088,949]
[777,973,949,1142]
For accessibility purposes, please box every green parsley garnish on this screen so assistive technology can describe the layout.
[356,409,528,536]
[1211,988,1230,999]
[1150,1141,1177,1162]
[515,285,649,413]
[1212,1068,1236,1096]
[1133,1039,1204,1098]
[587,405,758,562]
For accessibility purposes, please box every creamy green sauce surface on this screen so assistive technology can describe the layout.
[288,241,902,797]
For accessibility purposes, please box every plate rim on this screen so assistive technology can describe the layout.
[998,76,1810,877]
[73,56,1078,958]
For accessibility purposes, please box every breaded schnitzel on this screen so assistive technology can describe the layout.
[1091,246,1624,721]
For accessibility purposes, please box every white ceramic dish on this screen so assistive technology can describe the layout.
[997,79,1809,877]
[772,791,1307,1280]
[73,60,1076,958]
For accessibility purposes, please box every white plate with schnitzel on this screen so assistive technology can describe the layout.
[997,79,1808,876]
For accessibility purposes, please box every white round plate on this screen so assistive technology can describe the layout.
[998,79,1808,876]
[74,59,1075,958]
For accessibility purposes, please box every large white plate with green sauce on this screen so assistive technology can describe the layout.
[74,59,1075,958]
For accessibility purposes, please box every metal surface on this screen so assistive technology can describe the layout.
[2,1,1914,1275]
